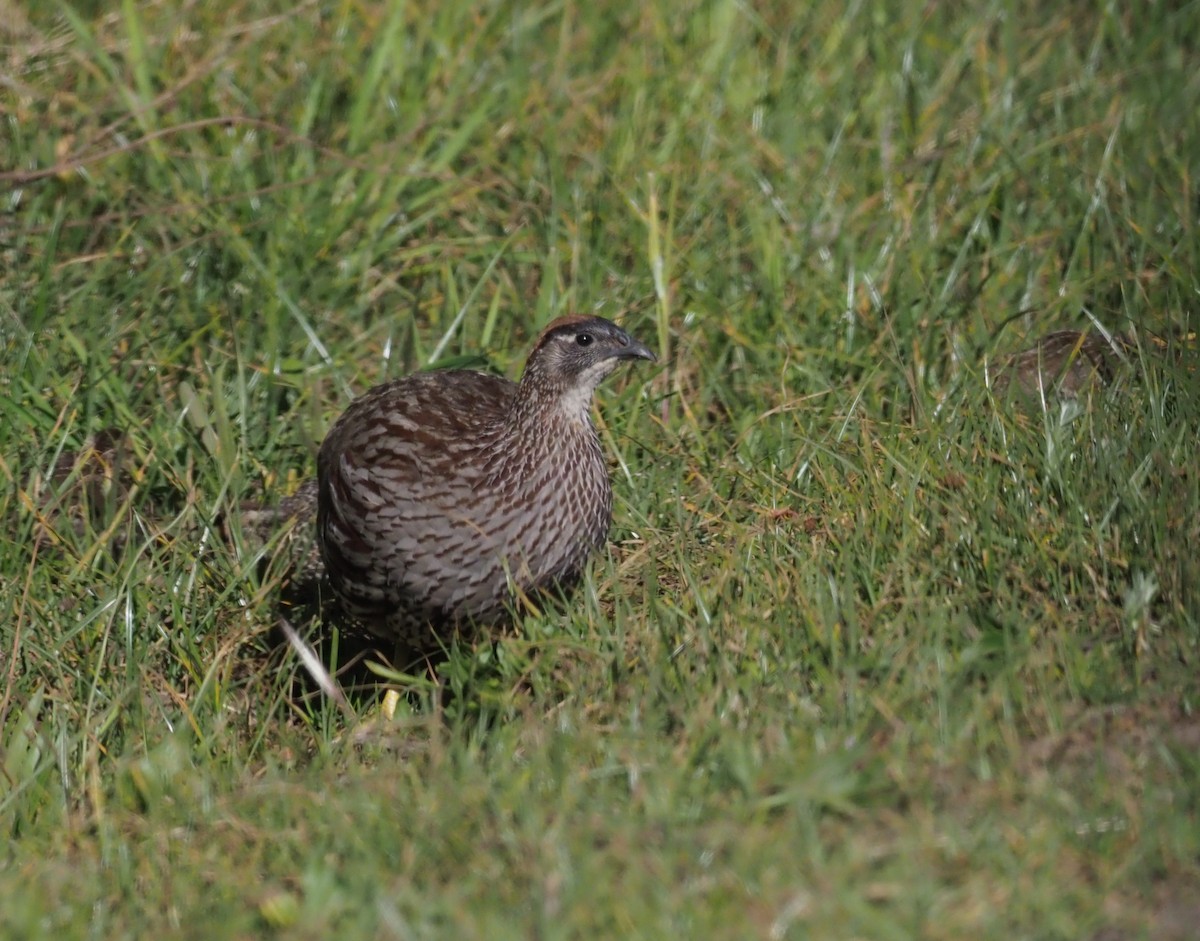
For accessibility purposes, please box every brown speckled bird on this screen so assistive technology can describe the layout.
[992,329,1134,400]
[315,315,656,651]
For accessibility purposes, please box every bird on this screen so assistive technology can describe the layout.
[991,329,1134,400]
[314,315,657,652]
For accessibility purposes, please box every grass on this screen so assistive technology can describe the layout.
[2,0,1199,937]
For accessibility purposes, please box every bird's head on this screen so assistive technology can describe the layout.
[518,316,656,418]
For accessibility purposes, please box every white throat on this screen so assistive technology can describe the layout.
[554,360,616,424]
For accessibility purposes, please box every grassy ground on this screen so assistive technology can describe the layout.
[3,0,1199,937]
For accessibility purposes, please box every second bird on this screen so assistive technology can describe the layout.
[316,315,656,652]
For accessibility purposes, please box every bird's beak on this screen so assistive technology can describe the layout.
[616,335,658,364]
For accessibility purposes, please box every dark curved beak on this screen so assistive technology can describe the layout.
[616,332,658,364]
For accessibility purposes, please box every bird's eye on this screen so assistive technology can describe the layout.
[575,333,593,347]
